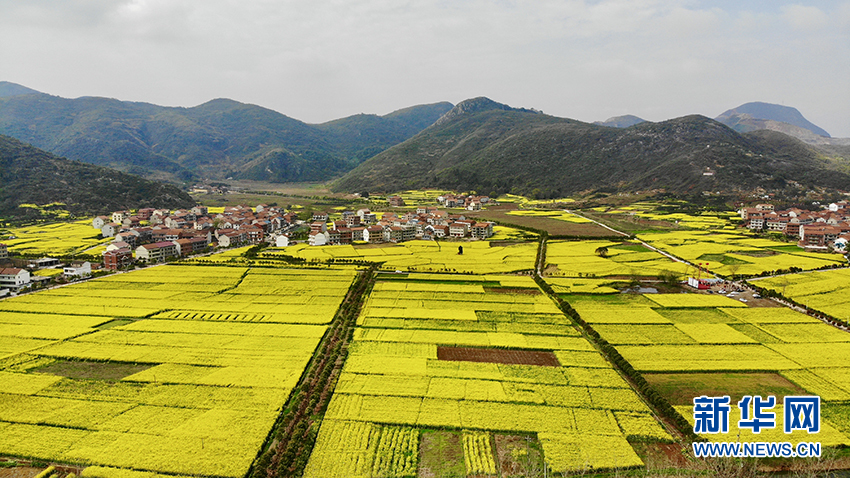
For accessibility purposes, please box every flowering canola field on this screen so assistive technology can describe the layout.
[305,273,672,476]
[266,240,538,274]
[563,291,850,446]
[637,230,845,277]
[545,240,687,278]
[1,220,109,256]
[0,264,357,477]
[752,268,850,321]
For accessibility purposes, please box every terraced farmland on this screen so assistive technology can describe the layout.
[305,273,672,476]
[0,265,358,477]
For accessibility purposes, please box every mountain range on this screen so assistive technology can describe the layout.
[0,134,193,220]
[0,81,452,183]
[1,81,849,200]
[332,97,850,197]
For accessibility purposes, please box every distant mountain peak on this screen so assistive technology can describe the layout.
[594,115,647,128]
[434,97,538,126]
[0,81,41,98]
[716,102,830,138]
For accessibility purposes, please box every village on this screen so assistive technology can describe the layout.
[0,193,495,295]
[740,200,850,252]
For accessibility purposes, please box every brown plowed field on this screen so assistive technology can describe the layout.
[437,346,560,366]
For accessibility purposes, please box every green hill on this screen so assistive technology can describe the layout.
[0,83,452,183]
[333,97,850,197]
[0,81,41,97]
[0,134,194,219]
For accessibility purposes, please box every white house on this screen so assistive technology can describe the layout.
[101,223,120,238]
[275,235,290,247]
[0,267,31,289]
[92,216,109,230]
[308,230,328,246]
[64,262,92,278]
[112,211,129,224]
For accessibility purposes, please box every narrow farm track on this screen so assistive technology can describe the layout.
[250,265,377,478]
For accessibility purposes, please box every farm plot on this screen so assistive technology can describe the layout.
[753,268,850,321]
[1,220,109,256]
[637,230,845,277]
[305,273,671,476]
[561,291,850,447]
[0,264,358,477]
[545,240,686,278]
[1,266,357,324]
[264,240,538,274]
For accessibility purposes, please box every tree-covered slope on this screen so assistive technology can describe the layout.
[333,98,850,197]
[0,84,452,183]
[0,134,194,219]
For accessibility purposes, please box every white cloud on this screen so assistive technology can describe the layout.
[781,4,829,31]
[0,0,847,135]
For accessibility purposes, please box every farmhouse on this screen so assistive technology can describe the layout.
[135,242,179,263]
[0,267,31,290]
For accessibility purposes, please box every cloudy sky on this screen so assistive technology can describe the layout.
[2,0,849,136]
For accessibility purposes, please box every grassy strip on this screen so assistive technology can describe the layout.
[249,265,377,478]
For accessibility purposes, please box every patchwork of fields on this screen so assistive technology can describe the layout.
[545,240,686,278]
[561,291,850,446]
[2,204,850,477]
[638,230,845,277]
[753,268,850,321]
[305,273,671,477]
[0,265,357,477]
[265,240,538,274]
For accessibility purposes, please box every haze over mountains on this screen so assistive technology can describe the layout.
[1,81,849,201]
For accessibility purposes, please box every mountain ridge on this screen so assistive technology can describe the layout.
[0,134,194,219]
[0,83,453,183]
[333,99,850,197]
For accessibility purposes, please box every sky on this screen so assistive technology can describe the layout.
[1,0,849,136]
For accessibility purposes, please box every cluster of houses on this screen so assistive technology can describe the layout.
[0,251,93,295]
[94,205,298,268]
[740,202,850,252]
[385,194,491,211]
[308,207,495,246]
